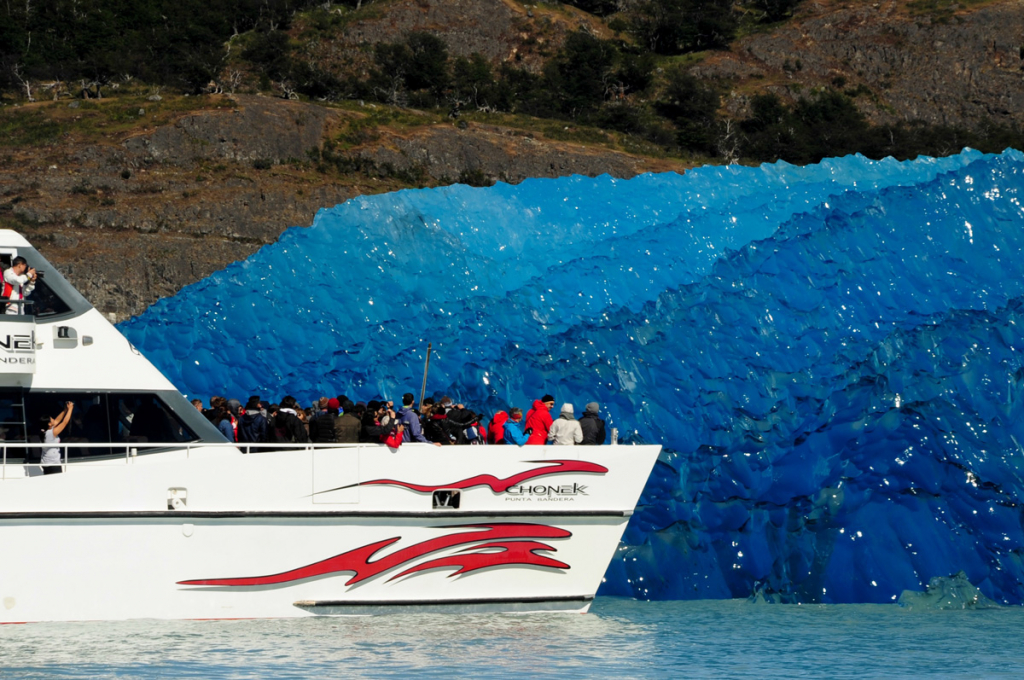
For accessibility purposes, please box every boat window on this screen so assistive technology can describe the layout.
[0,390,29,463]
[23,392,199,461]
[114,393,197,444]
[26,275,72,318]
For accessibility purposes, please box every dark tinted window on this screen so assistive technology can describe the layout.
[0,390,29,463]
[0,390,26,444]
[25,392,198,461]
[27,276,72,317]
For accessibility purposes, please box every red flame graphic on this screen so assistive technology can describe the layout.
[177,523,571,588]
[352,459,608,494]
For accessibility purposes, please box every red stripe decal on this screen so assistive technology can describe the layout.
[389,541,570,581]
[177,523,571,587]
[357,459,608,493]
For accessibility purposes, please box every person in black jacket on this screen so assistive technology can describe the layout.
[359,400,402,444]
[237,396,268,445]
[274,395,309,444]
[579,402,606,445]
[423,403,454,444]
[309,399,340,443]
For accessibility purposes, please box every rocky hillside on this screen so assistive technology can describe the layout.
[0,94,683,319]
[701,0,1024,128]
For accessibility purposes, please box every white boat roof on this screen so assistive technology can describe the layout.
[0,230,32,248]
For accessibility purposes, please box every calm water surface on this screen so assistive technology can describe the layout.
[3,598,1022,678]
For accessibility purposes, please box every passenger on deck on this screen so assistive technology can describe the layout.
[3,256,37,315]
[273,396,308,444]
[191,399,204,413]
[205,396,225,423]
[360,400,403,444]
[334,399,361,443]
[503,409,528,446]
[488,411,509,445]
[237,396,268,444]
[503,408,529,447]
[359,400,382,443]
[39,401,74,475]
[309,399,339,443]
[580,402,607,445]
[423,403,452,444]
[548,403,583,445]
[524,395,555,445]
[397,393,441,446]
[446,405,479,445]
[211,402,235,443]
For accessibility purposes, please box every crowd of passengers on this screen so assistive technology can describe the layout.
[194,393,608,447]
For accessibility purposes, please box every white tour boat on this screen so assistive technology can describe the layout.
[0,229,661,622]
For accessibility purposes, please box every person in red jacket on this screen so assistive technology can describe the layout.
[488,411,509,445]
[524,394,555,445]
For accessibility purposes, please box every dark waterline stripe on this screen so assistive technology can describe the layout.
[294,595,593,608]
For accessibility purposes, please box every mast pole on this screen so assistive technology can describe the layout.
[419,342,432,407]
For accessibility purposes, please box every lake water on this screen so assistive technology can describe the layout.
[3,598,1023,678]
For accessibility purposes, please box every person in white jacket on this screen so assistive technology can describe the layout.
[3,256,37,315]
[548,403,583,445]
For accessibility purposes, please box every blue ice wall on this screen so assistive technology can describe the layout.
[121,148,1024,604]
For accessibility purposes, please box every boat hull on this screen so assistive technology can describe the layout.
[0,443,660,622]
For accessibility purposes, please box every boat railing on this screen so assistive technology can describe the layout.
[0,441,372,480]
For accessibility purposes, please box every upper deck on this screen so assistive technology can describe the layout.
[0,229,226,455]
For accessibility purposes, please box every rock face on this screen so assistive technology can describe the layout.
[122,98,331,165]
[0,95,684,319]
[358,123,675,184]
[305,0,606,77]
[696,0,1024,128]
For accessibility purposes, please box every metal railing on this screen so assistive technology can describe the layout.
[2,299,35,315]
[0,440,375,480]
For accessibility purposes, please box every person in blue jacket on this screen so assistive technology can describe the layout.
[502,407,529,446]
[397,393,442,447]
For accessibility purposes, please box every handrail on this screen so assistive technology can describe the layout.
[0,440,376,479]
[0,439,630,479]
[1,299,35,315]
[0,440,372,446]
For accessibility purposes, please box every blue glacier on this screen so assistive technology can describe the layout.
[120,148,1024,605]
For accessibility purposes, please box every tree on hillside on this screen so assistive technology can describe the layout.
[748,0,803,23]
[622,0,737,55]
[0,0,320,96]
[562,0,619,16]
[545,30,618,118]
[657,66,721,154]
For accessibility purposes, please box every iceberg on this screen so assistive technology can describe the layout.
[120,148,1024,605]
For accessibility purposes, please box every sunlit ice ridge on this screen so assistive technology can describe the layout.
[121,148,1024,605]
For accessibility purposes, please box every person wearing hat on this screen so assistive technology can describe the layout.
[524,394,556,445]
[548,403,583,446]
[309,398,341,443]
[579,402,606,445]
